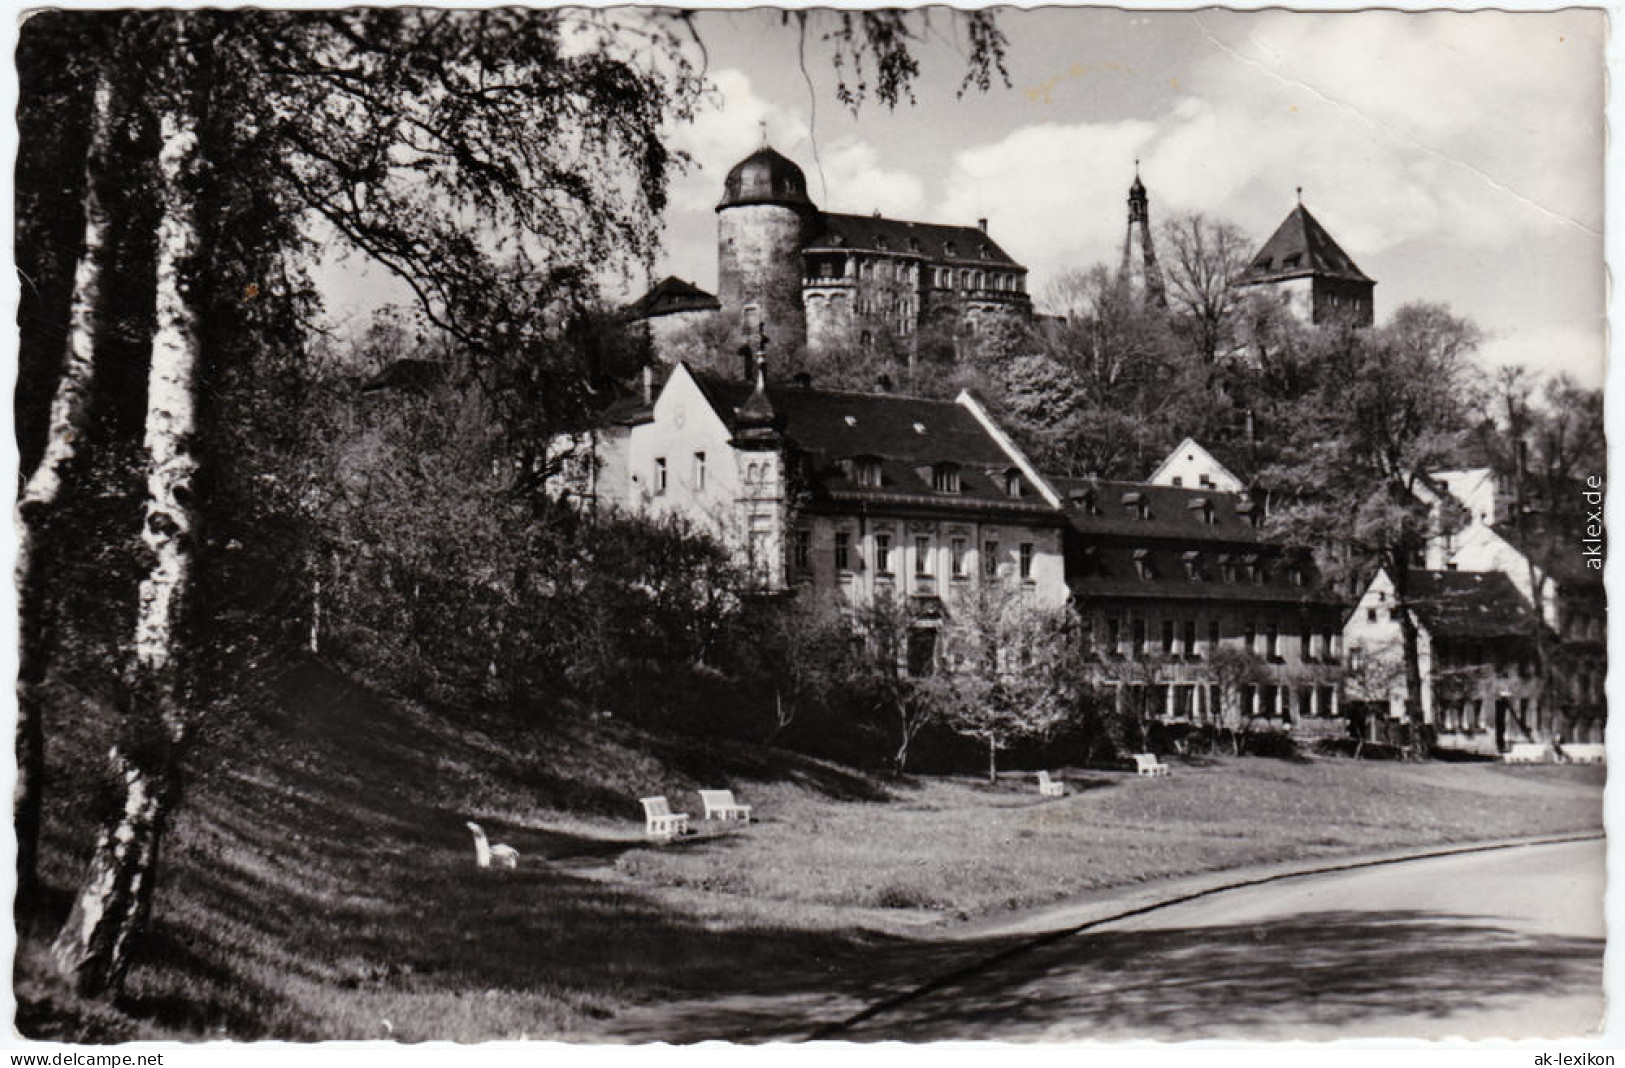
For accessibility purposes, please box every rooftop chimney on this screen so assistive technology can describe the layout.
[977,217,988,233]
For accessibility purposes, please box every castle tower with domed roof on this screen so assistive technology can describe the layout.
[716,143,818,365]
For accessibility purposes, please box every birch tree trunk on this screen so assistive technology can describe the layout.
[52,61,204,995]
[15,69,116,913]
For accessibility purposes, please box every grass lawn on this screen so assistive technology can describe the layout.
[15,656,1604,1042]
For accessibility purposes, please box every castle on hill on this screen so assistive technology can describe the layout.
[631,141,1377,362]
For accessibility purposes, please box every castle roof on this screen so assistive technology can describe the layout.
[627,276,720,320]
[1235,204,1373,286]
[688,371,1058,517]
[805,213,1022,268]
[717,146,814,211]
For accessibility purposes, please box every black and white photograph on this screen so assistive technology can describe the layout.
[9,3,1610,1049]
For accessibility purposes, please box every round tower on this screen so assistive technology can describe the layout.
[717,144,818,373]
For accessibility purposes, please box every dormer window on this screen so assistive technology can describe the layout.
[1187,497,1216,525]
[1182,550,1203,581]
[1133,548,1155,581]
[1069,487,1101,516]
[1243,553,1263,584]
[1122,491,1149,520]
[1218,553,1236,583]
[1004,469,1022,498]
[932,462,962,494]
[854,457,883,488]
[1078,546,1101,577]
[945,241,957,258]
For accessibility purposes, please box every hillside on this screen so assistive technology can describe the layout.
[15,655,1604,1042]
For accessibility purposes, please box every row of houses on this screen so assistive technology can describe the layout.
[552,357,1600,754]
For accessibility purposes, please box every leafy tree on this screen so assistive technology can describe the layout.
[848,590,937,773]
[928,587,1079,783]
[1207,646,1272,755]
[1263,303,1483,755]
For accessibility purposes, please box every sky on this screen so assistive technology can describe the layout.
[645,7,1607,388]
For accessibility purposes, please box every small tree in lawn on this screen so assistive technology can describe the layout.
[931,587,1078,783]
[1208,646,1272,756]
[848,589,937,773]
[746,591,851,743]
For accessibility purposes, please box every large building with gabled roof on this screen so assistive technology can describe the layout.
[1233,198,1376,326]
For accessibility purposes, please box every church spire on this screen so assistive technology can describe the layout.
[1120,161,1166,308]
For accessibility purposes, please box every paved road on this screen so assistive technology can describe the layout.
[836,838,1604,1042]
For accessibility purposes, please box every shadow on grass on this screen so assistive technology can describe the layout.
[14,656,920,1041]
[836,909,1603,1041]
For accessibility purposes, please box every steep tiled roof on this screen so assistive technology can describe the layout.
[1067,545,1342,607]
[806,213,1021,268]
[1051,477,1277,546]
[627,276,720,320]
[691,371,1055,515]
[1235,204,1372,286]
[1407,570,1537,639]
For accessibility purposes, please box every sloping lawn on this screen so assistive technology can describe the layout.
[15,656,1603,1042]
[612,759,1603,923]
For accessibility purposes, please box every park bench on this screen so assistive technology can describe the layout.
[1134,753,1170,778]
[1502,743,1552,764]
[640,796,690,840]
[1561,743,1606,765]
[1036,770,1065,797]
[698,789,752,821]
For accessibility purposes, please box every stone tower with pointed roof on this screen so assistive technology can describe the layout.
[1119,165,1166,308]
[1233,197,1375,326]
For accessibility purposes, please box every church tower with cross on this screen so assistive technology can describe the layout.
[1232,189,1375,326]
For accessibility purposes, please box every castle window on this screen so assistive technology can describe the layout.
[854,457,883,488]
[932,463,962,494]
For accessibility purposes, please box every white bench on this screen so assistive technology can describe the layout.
[1562,743,1607,765]
[1036,771,1065,797]
[1134,753,1169,778]
[1502,743,1553,764]
[640,796,690,840]
[698,789,752,821]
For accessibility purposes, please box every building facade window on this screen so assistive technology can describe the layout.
[793,528,811,573]
[984,540,1000,578]
[1266,623,1280,660]
[1132,618,1147,658]
[1208,619,1221,651]
[1184,620,1198,658]
[875,534,893,575]
[692,451,706,490]
[1019,542,1034,581]
[835,531,851,572]
[1161,619,1175,655]
[914,536,932,576]
[951,537,968,578]
[1245,620,1257,655]
[654,456,667,494]
[1107,617,1122,656]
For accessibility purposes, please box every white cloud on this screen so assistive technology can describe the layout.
[666,69,811,213]
[938,119,1159,300]
[814,139,926,219]
[935,9,1604,308]
[1477,324,1606,390]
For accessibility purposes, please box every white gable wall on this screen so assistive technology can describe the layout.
[1147,438,1245,492]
